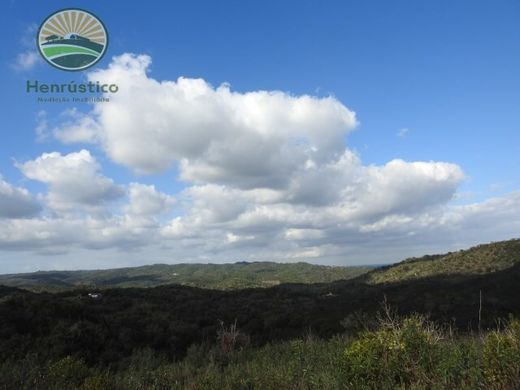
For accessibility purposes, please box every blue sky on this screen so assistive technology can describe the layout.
[0,0,519,273]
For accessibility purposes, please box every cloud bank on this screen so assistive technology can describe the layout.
[0,54,518,271]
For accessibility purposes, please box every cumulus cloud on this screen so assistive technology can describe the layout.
[54,54,464,211]
[0,53,517,271]
[353,159,464,221]
[17,150,124,212]
[53,108,100,144]
[0,163,176,256]
[1,189,519,266]
[0,215,157,252]
[125,183,175,216]
[0,177,41,219]
[63,54,357,190]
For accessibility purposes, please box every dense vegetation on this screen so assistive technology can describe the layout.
[0,238,519,388]
[366,238,520,284]
[0,262,373,291]
[2,312,519,389]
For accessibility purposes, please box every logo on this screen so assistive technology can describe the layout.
[37,9,108,71]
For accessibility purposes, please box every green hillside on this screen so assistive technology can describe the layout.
[365,238,520,284]
[3,239,519,291]
[1,239,520,388]
[0,261,372,291]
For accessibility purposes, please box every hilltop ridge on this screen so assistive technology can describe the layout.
[365,238,520,284]
[0,261,372,291]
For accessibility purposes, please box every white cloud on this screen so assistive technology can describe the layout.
[285,228,324,240]
[35,110,49,142]
[0,53,517,271]
[1,190,518,266]
[62,54,357,190]
[125,183,175,216]
[54,54,463,213]
[353,159,464,221]
[227,232,255,244]
[12,24,41,71]
[0,177,41,219]
[12,51,40,71]
[17,150,124,212]
[0,215,157,252]
[53,108,100,144]
[397,127,409,137]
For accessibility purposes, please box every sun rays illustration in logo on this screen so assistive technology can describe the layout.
[37,9,108,71]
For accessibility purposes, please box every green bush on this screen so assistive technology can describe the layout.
[3,316,520,389]
[343,315,441,389]
[434,338,483,388]
[483,318,520,389]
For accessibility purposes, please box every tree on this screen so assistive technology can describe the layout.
[45,34,60,42]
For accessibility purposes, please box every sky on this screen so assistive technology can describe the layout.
[0,0,519,273]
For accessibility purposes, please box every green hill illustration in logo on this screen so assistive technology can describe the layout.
[37,9,108,71]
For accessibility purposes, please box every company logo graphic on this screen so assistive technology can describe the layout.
[37,9,108,71]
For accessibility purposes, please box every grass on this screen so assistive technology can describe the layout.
[42,45,100,58]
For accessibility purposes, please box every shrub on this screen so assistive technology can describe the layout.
[343,315,441,388]
[3,316,520,389]
[483,318,520,389]
[216,319,250,354]
[46,356,91,389]
[434,337,483,388]
[79,373,115,390]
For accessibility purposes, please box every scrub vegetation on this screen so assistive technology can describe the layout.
[1,239,519,389]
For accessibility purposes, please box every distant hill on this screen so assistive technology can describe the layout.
[365,238,520,284]
[2,239,518,291]
[1,250,519,368]
[1,238,520,374]
[0,261,373,291]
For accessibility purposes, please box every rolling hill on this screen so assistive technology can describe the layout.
[1,240,520,367]
[0,261,373,291]
[1,238,520,388]
[2,238,518,291]
[364,238,520,284]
